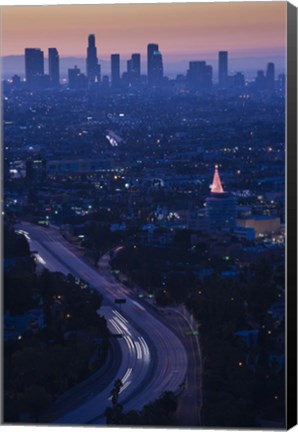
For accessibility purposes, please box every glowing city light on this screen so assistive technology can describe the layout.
[211,165,224,193]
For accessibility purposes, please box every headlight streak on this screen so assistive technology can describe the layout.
[121,367,132,384]
[113,309,129,324]
[135,341,142,359]
[113,317,132,336]
[110,310,150,362]
[15,229,30,240]
[108,368,132,399]
[119,381,131,394]
[108,310,152,402]
[139,336,150,362]
[13,227,189,423]
[106,135,118,147]
[35,254,46,265]
[109,318,122,334]
[131,300,145,312]
[123,334,135,353]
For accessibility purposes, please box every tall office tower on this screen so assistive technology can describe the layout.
[266,62,275,92]
[127,59,132,75]
[152,50,163,84]
[147,44,163,85]
[206,165,237,231]
[218,51,228,88]
[96,64,101,83]
[86,34,99,85]
[131,53,141,77]
[25,48,44,87]
[111,54,120,87]
[255,70,266,91]
[48,48,60,87]
[147,43,158,80]
[126,53,141,85]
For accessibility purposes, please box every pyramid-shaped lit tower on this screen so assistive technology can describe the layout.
[206,165,237,231]
[210,164,224,193]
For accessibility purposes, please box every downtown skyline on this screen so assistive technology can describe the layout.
[1,2,287,76]
[11,40,283,88]
[2,41,286,81]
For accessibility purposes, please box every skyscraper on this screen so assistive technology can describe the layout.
[86,34,99,86]
[147,43,158,80]
[96,64,101,83]
[147,44,163,85]
[48,48,60,87]
[127,59,132,77]
[266,62,275,92]
[126,53,141,86]
[131,53,141,78]
[206,165,237,231]
[255,70,266,91]
[25,48,44,87]
[111,54,120,87]
[218,51,228,88]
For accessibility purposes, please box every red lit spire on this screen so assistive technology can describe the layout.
[211,165,224,193]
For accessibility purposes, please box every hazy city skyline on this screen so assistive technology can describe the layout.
[2,2,286,62]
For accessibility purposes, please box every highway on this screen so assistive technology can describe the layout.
[16,222,188,425]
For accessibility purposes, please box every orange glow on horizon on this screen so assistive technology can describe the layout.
[1,2,287,59]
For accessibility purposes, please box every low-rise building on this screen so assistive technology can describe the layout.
[237,215,280,236]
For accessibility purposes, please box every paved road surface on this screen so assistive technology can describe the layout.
[16,223,188,425]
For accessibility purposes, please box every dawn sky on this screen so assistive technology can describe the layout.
[1,2,287,62]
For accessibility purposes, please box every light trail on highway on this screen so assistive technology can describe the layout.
[16,222,188,425]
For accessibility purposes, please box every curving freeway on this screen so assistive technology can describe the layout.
[16,222,188,425]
